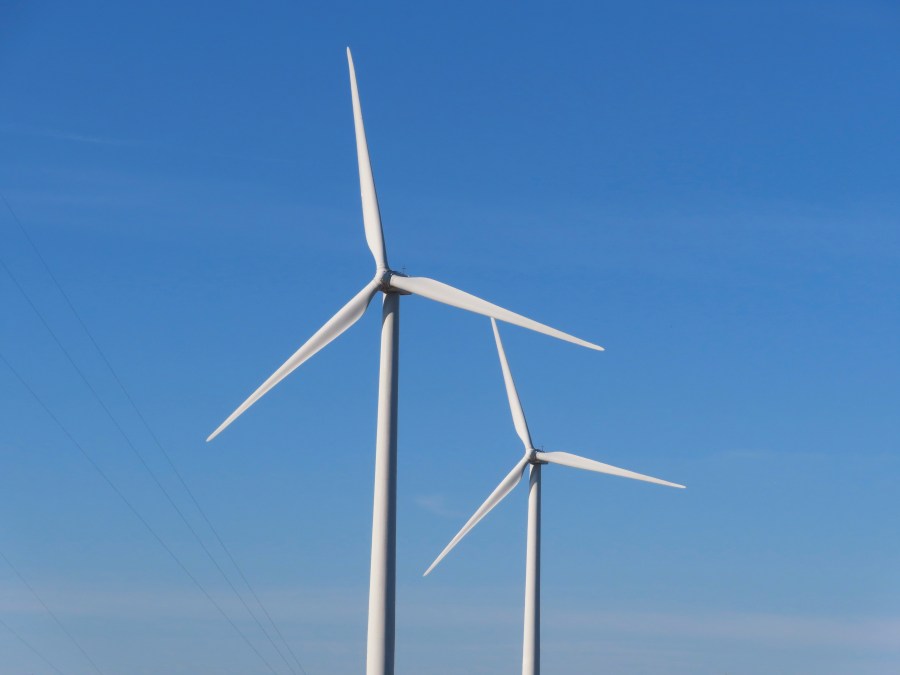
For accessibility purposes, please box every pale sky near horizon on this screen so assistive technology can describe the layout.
[1,1,898,673]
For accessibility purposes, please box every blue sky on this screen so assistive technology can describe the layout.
[1,1,898,673]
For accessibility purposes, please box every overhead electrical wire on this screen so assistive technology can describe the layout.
[0,350,282,675]
[0,614,66,675]
[1,194,308,674]
[0,251,297,674]
[0,196,296,674]
[0,549,104,674]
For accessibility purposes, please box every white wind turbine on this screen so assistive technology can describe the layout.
[206,50,603,675]
[424,319,684,675]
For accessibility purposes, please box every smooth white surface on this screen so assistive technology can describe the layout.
[425,323,683,575]
[389,275,604,352]
[491,318,533,450]
[207,278,380,441]
[347,48,389,271]
[367,293,399,675]
[425,321,683,674]
[523,464,541,675]
[535,451,685,489]
[423,454,530,577]
[207,52,607,675]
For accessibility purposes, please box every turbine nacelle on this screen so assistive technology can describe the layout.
[379,270,411,295]
[423,319,683,577]
[206,50,602,443]
[527,450,546,465]
[205,49,613,675]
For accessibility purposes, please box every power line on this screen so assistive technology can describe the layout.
[0,249,295,673]
[0,549,104,674]
[2,195,306,673]
[0,615,67,675]
[0,352,281,675]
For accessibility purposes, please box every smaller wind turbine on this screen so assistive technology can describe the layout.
[424,318,685,675]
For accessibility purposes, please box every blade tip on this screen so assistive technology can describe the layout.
[206,420,230,443]
[661,480,686,489]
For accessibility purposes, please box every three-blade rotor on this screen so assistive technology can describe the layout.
[207,49,603,443]
[423,319,683,576]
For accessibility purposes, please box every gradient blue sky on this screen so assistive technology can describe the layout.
[1,1,898,673]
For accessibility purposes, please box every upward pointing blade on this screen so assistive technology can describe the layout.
[423,454,530,576]
[389,275,604,351]
[491,319,532,449]
[207,279,381,441]
[535,451,685,489]
[347,48,388,271]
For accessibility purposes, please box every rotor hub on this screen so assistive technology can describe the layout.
[380,269,411,295]
[528,449,547,465]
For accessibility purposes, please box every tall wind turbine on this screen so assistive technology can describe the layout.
[424,319,684,675]
[207,50,603,675]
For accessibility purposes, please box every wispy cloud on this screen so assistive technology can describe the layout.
[0,123,297,164]
[415,493,463,519]
[712,448,898,464]
[39,130,142,147]
[0,582,367,624]
[712,448,828,461]
[547,608,900,651]
[3,581,898,666]
[0,124,144,148]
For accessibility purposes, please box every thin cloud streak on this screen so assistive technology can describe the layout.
[0,124,298,164]
[547,609,900,651]
[0,124,145,148]
[3,582,897,652]
[415,493,463,519]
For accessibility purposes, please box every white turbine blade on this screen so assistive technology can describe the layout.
[535,451,685,489]
[208,279,381,441]
[491,319,532,449]
[424,455,530,576]
[389,275,604,351]
[347,48,388,270]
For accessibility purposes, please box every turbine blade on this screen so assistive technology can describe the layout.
[423,455,530,576]
[491,319,533,449]
[208,279,381,441]
[389,275,604,351]
[535,451,685,489]
[347,48,388,270]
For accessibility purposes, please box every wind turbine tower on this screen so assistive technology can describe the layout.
[424,319,685,675]
[207,51,603,675]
